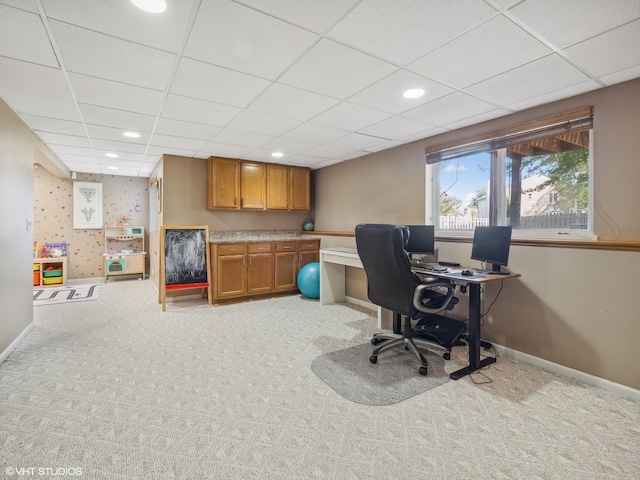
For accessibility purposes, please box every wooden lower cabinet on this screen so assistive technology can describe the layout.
[211,239,319,303]
[247,243,273,294]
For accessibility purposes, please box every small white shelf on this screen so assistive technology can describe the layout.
[104,226,146,280]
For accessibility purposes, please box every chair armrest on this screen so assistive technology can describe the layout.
[413,281,456,314]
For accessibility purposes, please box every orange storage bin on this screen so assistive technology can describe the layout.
[33,271,40,286]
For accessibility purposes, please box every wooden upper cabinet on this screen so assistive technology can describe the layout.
[240,161,266,210]
[207,157,240,209]
[289,166,310,211]
[266,164,289,210]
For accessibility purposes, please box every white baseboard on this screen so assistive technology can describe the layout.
[341,298,640,401]
[0,322,34,365]
[494,343,640,401]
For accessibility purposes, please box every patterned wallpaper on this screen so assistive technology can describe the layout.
[34,166,149,280]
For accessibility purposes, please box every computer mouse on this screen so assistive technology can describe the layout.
[461,269,473,276]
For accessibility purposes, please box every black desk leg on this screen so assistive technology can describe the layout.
[449,283,496,380]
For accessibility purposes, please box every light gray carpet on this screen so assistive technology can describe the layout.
[33,284,101,306]
[312,343,449,405]
[2,279,639,479]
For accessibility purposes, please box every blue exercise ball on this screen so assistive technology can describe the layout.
[297,262,320,299]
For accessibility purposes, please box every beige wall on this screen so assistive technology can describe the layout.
[313,78,640,390]
[0,99,67,354]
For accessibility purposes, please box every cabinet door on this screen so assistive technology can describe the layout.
[241,161,266,209]
[298,239,319,269]
[247,253,273,294]
[207,157,240,209]
[289,166,310,211]
[216,255,246,299]
[274,242,298,291]
[266,164,289,210]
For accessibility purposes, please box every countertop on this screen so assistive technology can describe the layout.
[209,230,321,243]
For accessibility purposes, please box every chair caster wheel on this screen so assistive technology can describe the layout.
[370,355,377,364]
[371,337,383,345]
[419,366,427,376]
[443,352,450,360]
[481,340,493,350]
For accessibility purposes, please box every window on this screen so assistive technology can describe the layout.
[428,108,593,238]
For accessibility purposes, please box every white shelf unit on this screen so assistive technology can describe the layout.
[104,226,146,280]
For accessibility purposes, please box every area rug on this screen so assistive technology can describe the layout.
[311,342,449,405]
[33,284,102,306]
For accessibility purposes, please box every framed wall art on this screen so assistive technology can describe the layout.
[73,181,103,229]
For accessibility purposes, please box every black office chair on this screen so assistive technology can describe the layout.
[355,224,467,376]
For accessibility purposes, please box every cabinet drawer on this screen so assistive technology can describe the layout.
[217,244,247,255]
[248,243,272,254]
[298,240,320,251]
[274,241,297,253]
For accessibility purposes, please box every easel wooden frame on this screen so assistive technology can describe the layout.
[159,225,212,311]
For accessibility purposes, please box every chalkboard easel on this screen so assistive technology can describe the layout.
[159,226,212,311]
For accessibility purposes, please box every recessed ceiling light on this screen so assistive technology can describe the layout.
[403,88,425,99]
[130,0,166,13]
[123,131,141,138]
[108,166,119,170]
[105,153,119,158]
[271,152,284,158]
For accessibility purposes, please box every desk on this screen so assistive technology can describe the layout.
[414,266,521,380]
[319,248,393,327]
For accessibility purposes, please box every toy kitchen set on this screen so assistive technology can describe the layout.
[104,226,146,280]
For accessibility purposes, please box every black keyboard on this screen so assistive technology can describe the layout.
[410,260,448,273]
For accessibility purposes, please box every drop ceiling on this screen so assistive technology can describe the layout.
[1,0,639,177]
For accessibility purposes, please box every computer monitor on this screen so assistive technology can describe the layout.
[404,225,435,256]
[471,226,513,272]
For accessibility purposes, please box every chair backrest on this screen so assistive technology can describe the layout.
[355,224,421,316]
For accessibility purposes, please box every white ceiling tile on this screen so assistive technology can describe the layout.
[402,92,497,126]
[0,5,59,67]
[184,0,318,79]
[93,149,147,163]
[564,20,640,78]
[227,110,300,137]
[600,65,640,86]
[505,81,601,111]
[328,133,390,150]
[171,57,271,108]
[466,54,590,106]
[154,118,220,141]
[0,57,70,100]
[41,0,196,52]
[303,144,358,160]
[279,38,397,99]
[161,94,241,127]
[328,0,497,65]
[147,146,197,157]
[85,124,149,144]
[398,126,448,143]
[91,138,146,154]
[508,0,640,48]
[34,132,91,148]
[212,129,273,149]
[20,113,85,136]
[364,140,402,153]
[56,152,96,163]
[68,73,164,115]
[348,70,454,114]
[282,123,349,144]
[241,149,290,163]
[1,0,38,12]
[48,145,94,157]
[199,142,255,159]
[49,20,176,91]
[79,104,156,132]
[442,110,510,131]
[249,83,340,121]
[261,138,318,154]
[1,90,80,121]
[100,165,141,176]
[358,116,434,140]
[278,154,330,167]
[150,134,207,151]
[310,102,393,131]
[235,0,362,34]
[409,15,551,88]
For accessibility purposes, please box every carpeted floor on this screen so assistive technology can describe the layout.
[1,279,639,479]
